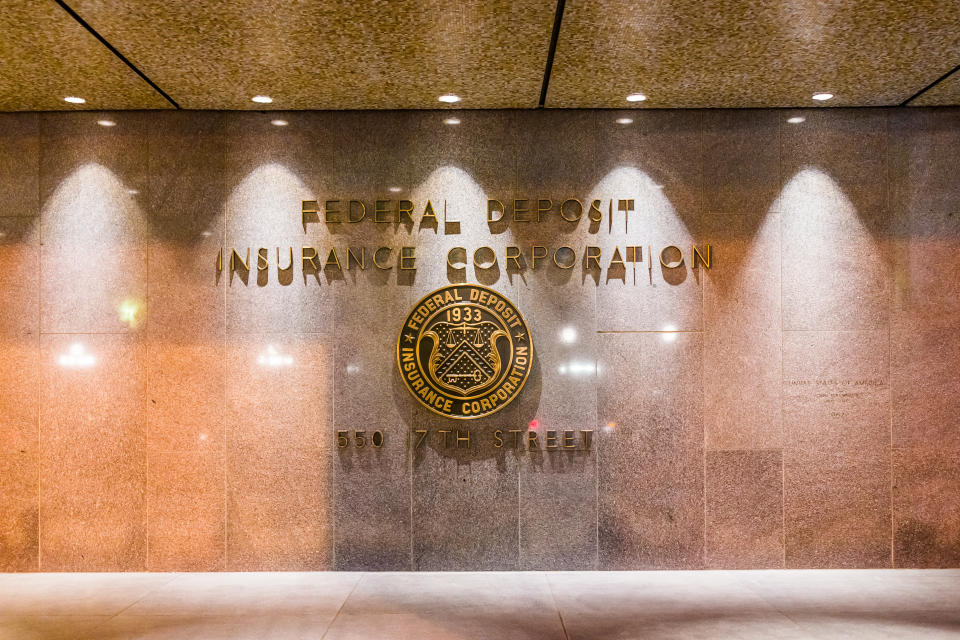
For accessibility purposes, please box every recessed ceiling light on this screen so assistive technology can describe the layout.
[787,116,806,124]
[127,189,139,195]
[438,94,461,103]
[812,93,833,101]
[443,117,461,125]
[251,95,273,104]
[626,93,647,102]
[64,96,85,104]
[270,119,288,126]
[96,120,116,127]
[388,187,402,193]
[616,117,633,125]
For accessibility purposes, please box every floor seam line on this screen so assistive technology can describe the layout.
[545,573,572,640]
[84,574,180,633]
[319,573,364,640]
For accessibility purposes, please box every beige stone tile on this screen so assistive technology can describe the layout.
[147,450,224,572]
[0,615,112,640]
[226,445,332,571]
[145,340,225,453]
[322,611,567,640]
[0,573,173,616]
[38,334,146,571]
[0,449,38,571]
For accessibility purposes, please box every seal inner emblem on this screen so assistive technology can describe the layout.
[397,285,532,419]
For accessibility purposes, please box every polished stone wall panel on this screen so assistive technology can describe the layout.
[225,333,332,570]
[893,448,960,567]
[333,282,412,571]
[780,110,891,332]
[517,277,598,570]
[1,108,959,571]
[784,449,891,569]
[705,450,783,569]
[38,333,147,571]
[703,213,782,450]
[597,333,705,569]
[0,114,39,217]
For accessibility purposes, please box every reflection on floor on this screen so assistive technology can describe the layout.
[1,570,959,639]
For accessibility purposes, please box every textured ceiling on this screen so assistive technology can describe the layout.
[0,1,171,111]
[66,0,556,110]
[2,0,960,111]
[547,0,960,108]
[912,72,960,106]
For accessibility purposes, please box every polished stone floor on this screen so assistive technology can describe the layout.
[1,570,959,639]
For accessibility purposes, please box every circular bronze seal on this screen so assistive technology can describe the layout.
[397,284,532,419]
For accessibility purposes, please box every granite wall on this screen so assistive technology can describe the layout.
[0,108,958,571]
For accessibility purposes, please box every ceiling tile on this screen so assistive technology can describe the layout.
[547,0,960,108]
[67,0,556,110]
[0,1,171,111]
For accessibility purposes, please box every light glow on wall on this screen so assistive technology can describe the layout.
[258,345,293,367]
[118,299,143,328]
[661,324,678,342]
[58,343,96,368]
[558,360,596,376]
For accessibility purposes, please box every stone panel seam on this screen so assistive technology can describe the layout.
[778,110,787,569]
[885,109,896,569]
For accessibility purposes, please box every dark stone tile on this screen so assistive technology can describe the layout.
[411,407,520,571]
[520,449,597,570]
[226,443,332,571]
[516,277,598,570]
[224,333,333,570]
[516,109,702,218]
[0,113,39,217]
[889,109,960,220]
[705,450,783,568]
[893,448,960,568]
[0,218,38,338]
[702,109,780,216]
[888,119,960,330]
[784,448,891,568]
[891,327,960,448]
[597,332,704,569]
[334,294,412,571]
[781,109,889,218]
